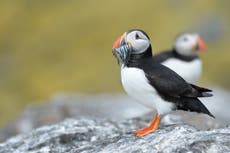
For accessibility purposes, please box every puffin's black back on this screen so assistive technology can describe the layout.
[152,49,199,62]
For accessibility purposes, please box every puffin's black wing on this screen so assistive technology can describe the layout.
[138,59,212,98]
[152,50,174,63]
[136,58,214,117]
[176,97,215,118]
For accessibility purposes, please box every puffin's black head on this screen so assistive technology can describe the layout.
[112,29,152,65]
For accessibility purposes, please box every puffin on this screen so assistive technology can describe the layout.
[153,33,207,83]
[112,29,214,137]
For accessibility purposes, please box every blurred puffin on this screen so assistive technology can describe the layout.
[112,29,214,137]
[153,33,207,83]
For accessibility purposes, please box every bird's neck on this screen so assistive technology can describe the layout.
[172,48,198,62]
[127,46,152,67]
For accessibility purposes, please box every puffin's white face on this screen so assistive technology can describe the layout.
[174,33,207,57]
[125,30,150,54]
[112,30,151,65]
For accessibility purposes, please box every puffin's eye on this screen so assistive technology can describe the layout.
[135,33,140,39]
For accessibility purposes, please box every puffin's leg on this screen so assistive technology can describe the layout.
[133,114,160,137]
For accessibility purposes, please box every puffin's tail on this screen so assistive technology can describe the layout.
[190,84,213,97]
[176,97,215,118]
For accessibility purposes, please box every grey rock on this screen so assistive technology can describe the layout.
[0,118,229,153]
[1,87,230,142]
[0,94,150,142]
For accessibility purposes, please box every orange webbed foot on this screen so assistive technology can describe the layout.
[134,114,160,137]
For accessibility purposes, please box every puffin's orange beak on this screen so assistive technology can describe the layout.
[197,37,207,52]
[112,32,131,65]
[113,35,123,49]
[112,32,126,49]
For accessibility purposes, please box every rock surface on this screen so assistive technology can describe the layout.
[0,118,229,153]
[0,94,150,142]
[1,87,230,142]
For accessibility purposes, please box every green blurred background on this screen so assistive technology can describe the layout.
[0,0,229,126]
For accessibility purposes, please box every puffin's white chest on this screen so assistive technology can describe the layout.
[161,58,202,83]
[120,66,174,115]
